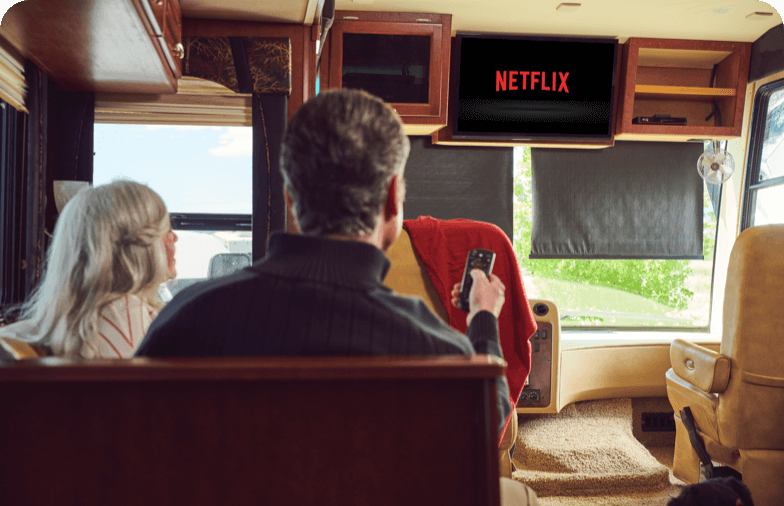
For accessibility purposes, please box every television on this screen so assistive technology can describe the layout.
[452,34,619,142]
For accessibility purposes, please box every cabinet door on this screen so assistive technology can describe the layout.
[328,13,447,120]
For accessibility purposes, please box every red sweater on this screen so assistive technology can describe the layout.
[403,217,537,441]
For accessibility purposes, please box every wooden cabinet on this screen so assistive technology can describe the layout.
[0,0,182,93]
[140,0,184,78]
[616,38,751,141]
[322,11,451,135]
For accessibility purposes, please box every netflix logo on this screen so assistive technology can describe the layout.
[495,71,570,93]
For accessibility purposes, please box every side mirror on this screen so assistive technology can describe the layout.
[208,253,251,279]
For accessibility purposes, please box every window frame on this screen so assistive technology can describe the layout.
[170,213,251,232]
[741,78,784,231]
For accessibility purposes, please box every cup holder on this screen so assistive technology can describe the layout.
[533,303,549,317]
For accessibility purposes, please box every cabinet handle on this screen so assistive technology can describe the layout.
[172,43,185,60]
[416,19,432,22]
[156,0,163,5]
[341,16,359,20]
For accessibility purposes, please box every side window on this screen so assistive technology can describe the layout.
[94,124,252,298]
[742,80,784,230]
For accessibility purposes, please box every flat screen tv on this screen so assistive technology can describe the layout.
[452,34,618,142]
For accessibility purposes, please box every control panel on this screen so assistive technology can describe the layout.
[517,300,560,413]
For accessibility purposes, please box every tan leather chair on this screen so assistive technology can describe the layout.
[0,336,40,359]
[385,229,518,477]
[666,224,784,506]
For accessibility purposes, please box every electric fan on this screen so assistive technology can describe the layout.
[697,142,735,184]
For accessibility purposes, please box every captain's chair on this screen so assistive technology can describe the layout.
[666,224,784,506]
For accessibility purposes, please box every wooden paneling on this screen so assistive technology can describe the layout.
[0,355,502,506]
[0,0,178,93]
[184,19,316,122]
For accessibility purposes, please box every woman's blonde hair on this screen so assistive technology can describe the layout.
[9,180,171,358]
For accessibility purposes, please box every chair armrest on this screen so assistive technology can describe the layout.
[670,338,730,393]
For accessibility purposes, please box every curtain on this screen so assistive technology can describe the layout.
[45,79,95,238]
[0,97,26,311]
[530,141,705,259]
[185,36,291,261]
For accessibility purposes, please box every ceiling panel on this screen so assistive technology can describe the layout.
[181,0,783,43]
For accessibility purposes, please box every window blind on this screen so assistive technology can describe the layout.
[530,141,705,259]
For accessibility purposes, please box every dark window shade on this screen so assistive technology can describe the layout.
[750,23,784,82]
[403,136,513,240]
[530,141,704,259]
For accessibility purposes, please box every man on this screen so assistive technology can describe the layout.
[135,88,511,431]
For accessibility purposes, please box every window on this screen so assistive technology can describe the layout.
[514,147,717,329]
[94,124,252,297]
[742,79,784,230]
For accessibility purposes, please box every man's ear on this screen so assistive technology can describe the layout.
[384,174,402,219]
[284,188,300,233]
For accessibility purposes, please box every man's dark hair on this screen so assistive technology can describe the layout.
[667,477,754,506]
[280,89,410,236]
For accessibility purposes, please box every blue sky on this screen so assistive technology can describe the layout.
[93,124,252,214]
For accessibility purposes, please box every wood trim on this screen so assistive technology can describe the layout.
[0,355,506,382]
[334,11,449,24]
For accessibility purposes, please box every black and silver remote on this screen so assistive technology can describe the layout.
[458,249,496,312]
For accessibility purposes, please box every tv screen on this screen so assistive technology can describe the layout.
[452,34,618,141]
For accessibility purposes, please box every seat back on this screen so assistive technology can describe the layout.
[0,355,503,506]
[384,229,449,322]
[717,224,784,450]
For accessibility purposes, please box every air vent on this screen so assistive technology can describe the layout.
[641,412,676,432]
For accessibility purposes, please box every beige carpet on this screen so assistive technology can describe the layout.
[512,398,675,501]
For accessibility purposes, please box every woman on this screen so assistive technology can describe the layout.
[0,180,177,358]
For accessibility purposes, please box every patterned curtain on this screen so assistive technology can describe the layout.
[184,36,291,260]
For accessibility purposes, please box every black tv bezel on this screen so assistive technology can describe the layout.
[451,33,619,142]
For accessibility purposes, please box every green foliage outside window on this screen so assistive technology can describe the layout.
[513,147,717,312]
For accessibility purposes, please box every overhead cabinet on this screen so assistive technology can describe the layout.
[323,11,451,135]
[616,37,751,141]
[0,0,183,93]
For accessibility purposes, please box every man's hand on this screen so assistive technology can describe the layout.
[451,269,506,327]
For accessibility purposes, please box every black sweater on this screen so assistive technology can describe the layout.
[136,233,511,428]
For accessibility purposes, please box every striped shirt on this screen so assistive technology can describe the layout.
[96,294,157,358]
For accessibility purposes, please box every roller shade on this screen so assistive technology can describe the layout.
[530,141,704,259]
[403,136,514,240]
[750,23,784,82]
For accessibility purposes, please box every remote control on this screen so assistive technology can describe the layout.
[458,249,496,312]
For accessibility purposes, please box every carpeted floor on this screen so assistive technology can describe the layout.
[512,398,686,505]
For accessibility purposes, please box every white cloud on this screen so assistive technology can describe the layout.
[208,127,252,157]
